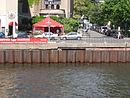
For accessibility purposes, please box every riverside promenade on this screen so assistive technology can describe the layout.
[0,30,130,49]
[0,30,130,64]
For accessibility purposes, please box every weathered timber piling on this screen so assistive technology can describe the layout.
[0,48,130,64]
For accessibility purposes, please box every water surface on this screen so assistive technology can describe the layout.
[0,63,130,98]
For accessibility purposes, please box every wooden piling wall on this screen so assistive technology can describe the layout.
[0,48,130,64]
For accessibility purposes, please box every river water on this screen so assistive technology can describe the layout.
[0,63,130,98]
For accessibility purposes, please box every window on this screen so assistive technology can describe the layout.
[56,5,60,9]
[45,4,49,9]
[51,5,54,9]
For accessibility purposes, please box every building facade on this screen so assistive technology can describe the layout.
[0,0,73,34]
[18,0,73,31]
[0,0,18,35]
[30,0,74,18]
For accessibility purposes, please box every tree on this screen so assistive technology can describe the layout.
[74,0,130,31]
[100,0,130,29]
[74,0,93,18]
[28,0,40,6]
[73,0,103,25]
[87,3,103,25]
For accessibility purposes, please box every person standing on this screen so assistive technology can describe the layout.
[118,26,121,39]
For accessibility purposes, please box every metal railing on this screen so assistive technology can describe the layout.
[55,37,130,43]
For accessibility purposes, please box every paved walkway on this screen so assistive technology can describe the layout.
[0,30,129,49]
[82,30,106,38]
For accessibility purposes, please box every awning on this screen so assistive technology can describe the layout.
[33,17,64,33]
[33,17,63,28]
[9,22,18,26]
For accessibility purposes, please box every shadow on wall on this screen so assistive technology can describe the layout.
[18,0,32,31]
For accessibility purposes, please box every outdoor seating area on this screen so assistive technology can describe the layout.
[33,17,64,35]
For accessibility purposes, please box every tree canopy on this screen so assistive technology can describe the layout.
[74,0,93,18]
[28,0,40,6]
[74,0,130,30]
[100,0,130,28]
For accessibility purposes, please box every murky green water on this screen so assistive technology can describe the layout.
[0,63,130,98]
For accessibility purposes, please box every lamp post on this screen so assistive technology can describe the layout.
[47,0,53,41]
[12,21,17,38]
[47,18,51,41]
[48,20,51,33]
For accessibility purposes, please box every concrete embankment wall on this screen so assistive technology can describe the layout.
[0,48,130,64]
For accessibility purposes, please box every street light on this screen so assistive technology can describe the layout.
[47,18,51,41]
[47,0,53,41]
[47,20,51,29]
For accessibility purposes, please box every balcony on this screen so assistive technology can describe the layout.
[40,9,65,17]
[44,1,61,5]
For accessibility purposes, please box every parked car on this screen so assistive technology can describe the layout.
[17,32,29,38]
[60,32,82,40]
[33,33,45,38]
[44,32,58,40]
[33,32,58,40]
[0,32,5,38]
[6,31,29,38]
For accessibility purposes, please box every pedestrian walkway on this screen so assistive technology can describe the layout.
[86,30,107,38]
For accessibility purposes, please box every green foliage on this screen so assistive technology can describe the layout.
[74,0,130,31]
[88,3,104,25]
[32,16,80,33]
[73,0,103,24]
[74,0,93,18]
[32,16,45,24]
[63,18,79,33]
[28,0,40,6]
[100,0,130,28]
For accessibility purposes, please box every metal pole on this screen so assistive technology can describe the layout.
[0,19,1,32]
[48,17,51,40]
[48,0,52,41]
[48,18,50,33]
[13,21,16,38]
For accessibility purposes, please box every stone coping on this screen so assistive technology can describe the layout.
[0,42,129,49]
